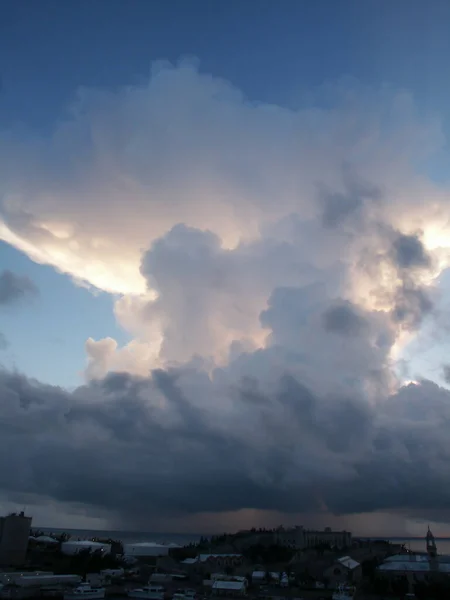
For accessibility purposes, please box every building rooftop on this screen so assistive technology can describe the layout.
[212,581,245,590]
[385,553,450,564]
[181,558,198,564]
[338,556,360,570]
[378,561,450,573]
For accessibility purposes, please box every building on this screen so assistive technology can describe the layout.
[0,511,32,566]
[212,580,246,596]
[272,526,351,550]
[377,528,450,594]
[323,555,361,586]
[233,526,351,551]
[303,527,352,549]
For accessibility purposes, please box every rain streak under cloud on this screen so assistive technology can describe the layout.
[2,59,450,533]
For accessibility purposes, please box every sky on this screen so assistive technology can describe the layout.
[3,0,450,536]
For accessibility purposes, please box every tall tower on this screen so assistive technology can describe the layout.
[426,525,437,558]
[0,511,32,566]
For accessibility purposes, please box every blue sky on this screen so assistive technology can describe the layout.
[2,0,450,129]
[1,0,450,387]
[0,242,128,387]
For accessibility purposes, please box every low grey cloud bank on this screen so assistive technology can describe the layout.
[1,363,450,528]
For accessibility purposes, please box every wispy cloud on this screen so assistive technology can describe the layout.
[0,270,38,306]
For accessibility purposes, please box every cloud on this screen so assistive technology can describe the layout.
[392,284,433,330]
[1,360,450,529]
[0,61,448,300]
[320,167,382,229]
[0,270,37,357]
[0,269,438,527]
[0,270,38,305]
[2,61,450,529]
[0,62,447,380]
[388,232,434,330]
[322,302,367,337]
[443,364,450,385]
[0,333,8,350]
[392,233,431,270]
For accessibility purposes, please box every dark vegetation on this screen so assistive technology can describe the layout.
[242,543,297,565]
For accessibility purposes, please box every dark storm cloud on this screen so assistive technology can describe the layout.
[391,233,430,270]
[368,230,435,331]
[2,361,450,525]
[0,270,38,305]
[322,303,366,336]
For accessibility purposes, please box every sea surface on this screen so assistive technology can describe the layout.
[34,529,450,554]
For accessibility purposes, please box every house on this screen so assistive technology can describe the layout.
[323,556,361,586]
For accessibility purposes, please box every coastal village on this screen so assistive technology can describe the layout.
[0,512,449,600]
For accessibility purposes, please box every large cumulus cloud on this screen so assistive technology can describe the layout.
[0,61,448,299]
[1,61,448,378]
[1,270,448,527]
[2,60,450,529]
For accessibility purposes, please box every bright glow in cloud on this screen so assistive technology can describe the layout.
[1,60,449,386]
